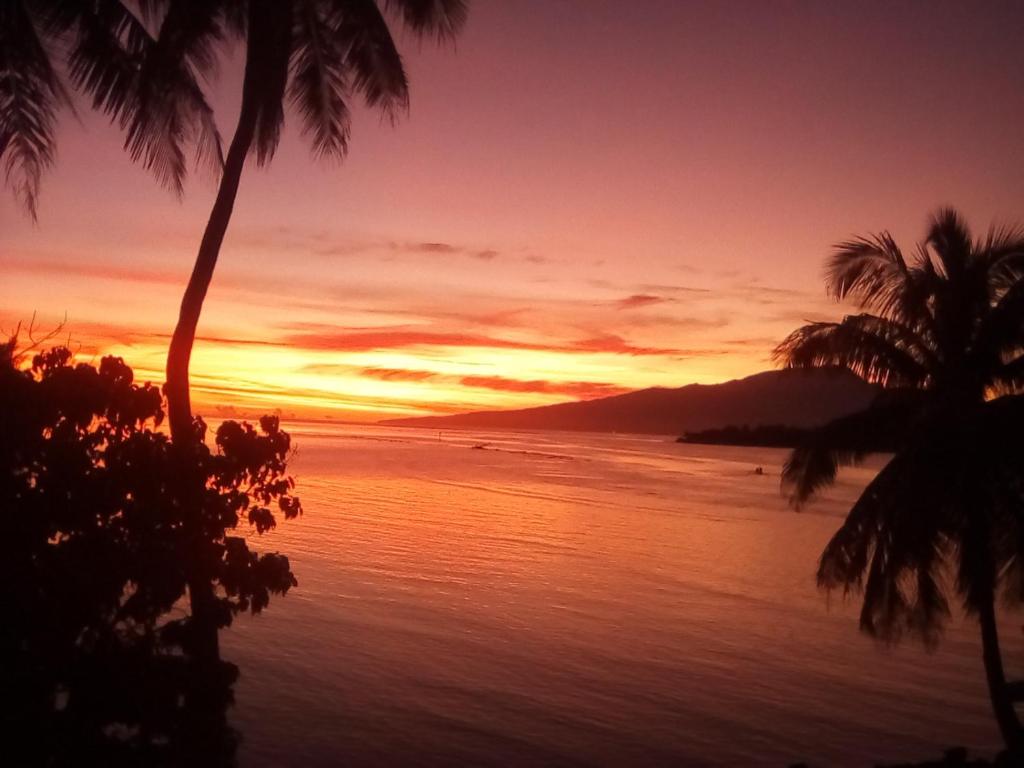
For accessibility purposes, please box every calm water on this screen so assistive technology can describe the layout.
[221,424,1020,766]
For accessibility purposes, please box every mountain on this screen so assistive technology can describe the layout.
[380,368,879,436]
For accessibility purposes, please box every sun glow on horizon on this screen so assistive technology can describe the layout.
[4,2,1022,423]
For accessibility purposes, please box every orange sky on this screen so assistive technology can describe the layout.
[3,1,1024,421]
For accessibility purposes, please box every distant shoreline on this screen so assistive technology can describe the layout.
[677,424,809,448]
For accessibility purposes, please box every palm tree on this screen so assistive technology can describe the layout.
[5,1,468,663]
[159,0,466,666]
[162,0,468,441]
[3,1,468,439]
[774,208,1024,753]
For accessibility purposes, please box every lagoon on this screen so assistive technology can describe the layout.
[223,424,1014,766]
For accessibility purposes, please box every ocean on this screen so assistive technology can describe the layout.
[220,423,1016,766]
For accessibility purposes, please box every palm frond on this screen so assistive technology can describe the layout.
[152,0,223,73]
[130,0,224,186]
[926,206,973,280]
[826,233,940,331]
[384,0,468,40]
[60,0,224,194]
[331,0,410,122]
[906,548,950,648]
[993,354,1024,394]
[0,1,67,219]
[827,232,905,301]
[135,0,172,26]
[818,447,951,647]
[290,0,351,158]
[982,222,1024,274]
[246,0,293,165]
[773,314,932,389]
[817,455,902,592]
[782,394,920,506]
[973,273,1024,387]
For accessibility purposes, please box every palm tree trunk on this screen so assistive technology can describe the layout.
[165,35,261,664]
[166,106,259,441]
[978,590,1023,753]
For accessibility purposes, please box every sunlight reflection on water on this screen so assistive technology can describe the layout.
[222,424,1019,766]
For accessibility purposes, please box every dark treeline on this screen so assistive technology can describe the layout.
[679,423,811,448]
[679,421,901,450]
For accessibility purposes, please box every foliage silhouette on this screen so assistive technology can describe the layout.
[0,1,222,219]
[2,1,467,658]
[1,338,300,764]
[774,208,1024,753]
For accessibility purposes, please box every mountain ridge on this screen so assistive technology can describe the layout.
[380,368,878,436]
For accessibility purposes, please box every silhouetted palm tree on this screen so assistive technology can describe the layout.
[3,2,467,439]
[774,208,1024,752]
[3,0,245,683]
[1,1,222,218]
[163,0,467,441]
[5,1,466,661]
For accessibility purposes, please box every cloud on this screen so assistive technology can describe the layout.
[300,364,630,401]
[281,328,679,356]
[360,367,438,382]
[566,333,679,356]
[228,227,508,265]
[187,374,472,416]
[282,330,538,352]
[635,283,711,296]
[723,336,784,348]
[314,242,380,257]
[413,242,460,254]
[408,242,502,262]
[3,257,188,287]
[459,375,630,399]
[615,293,669,310]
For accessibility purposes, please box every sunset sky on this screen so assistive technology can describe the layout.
[3,0,1024,421]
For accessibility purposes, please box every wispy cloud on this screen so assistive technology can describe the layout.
[280,328,680,356]
[3,257,188,287]
[615,293,669,310]
[317,365,630,400]
[410,242,504,262]
[635,283,711,296]
[359,367,439,382]
[568,333,679,356]
[413,242,460,254]
[459,375,629,399]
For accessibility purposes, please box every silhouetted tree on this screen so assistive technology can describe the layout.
[2,0,467,663]
[1,338,300,764]
[774,209,1024,753]
[163,0,468,440]
[163,0,465,664]
[2,0,468,435]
